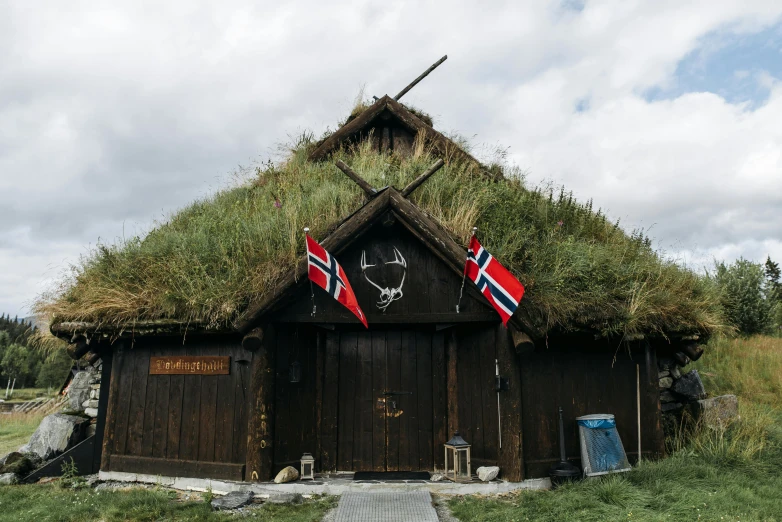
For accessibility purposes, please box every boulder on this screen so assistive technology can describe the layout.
[84,408,98,418]
[0,473,17,485]
[658,377,673,389]
[21,413,88,460]
[0,452,39,476]
[266,493,303,504]
[476,466,500,482]
[273,466,299,483]
[67,371,92,411]
[211,490,254,510]
[672,370,706,401]
[657,357,676,371]
[659,390,678,403]
[687,395,739,427]
[661,402,683,413]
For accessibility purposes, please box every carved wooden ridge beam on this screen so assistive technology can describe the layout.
[401,159,444,197]
[394,55,448,101]
[335,160,377,197]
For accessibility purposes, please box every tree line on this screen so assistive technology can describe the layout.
[713,256,782,336]
[0,314,72,397]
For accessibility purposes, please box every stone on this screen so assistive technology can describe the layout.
[87,423,97,437]
[658,370,670,379]
[658,377,673,389]
[672,370,706,401]
[22,413,88,460]
[476,466,500,482]
[659,390,678,403]
[687,395,739,427]
[67,371,92,411]
[211,490,254,510]
[84,408,98,418]
[670,366,682,379]
[661,402,683,413]
[0,452,37,476]
[84,400,99,409]
[429,473,444,482]
[266,492,303,504]
[657,356,675,371]
[90,384,101,390]
[273,466,299,483]
[0,473,17,485]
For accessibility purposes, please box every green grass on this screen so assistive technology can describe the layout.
[0,485,336,522]
[0,411,46,456]
[448,334,782,521]
[3,388,58,404]
[691,335,782,408]
[37,137,723,338]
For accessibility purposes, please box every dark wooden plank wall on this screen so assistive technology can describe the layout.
[102,337,250,480]
[275,221,491,323]
[273,326,319,472]
[361,116,416,156]
[308,326,448,473]
[455,324,500,469]
[519,338,664,478]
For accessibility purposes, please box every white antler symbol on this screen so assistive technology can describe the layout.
[360,247,407,312]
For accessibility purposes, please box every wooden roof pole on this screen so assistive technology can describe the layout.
[335,160,378,197]
[394,55,448,101]
[401,158,444,197]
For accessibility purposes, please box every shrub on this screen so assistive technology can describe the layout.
[714,258,774,335]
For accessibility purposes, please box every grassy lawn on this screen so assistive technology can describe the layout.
[0,485,336,522]
[449,336,782,522]
[0,411,46,456]
[3,388,57,403]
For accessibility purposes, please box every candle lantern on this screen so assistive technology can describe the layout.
[289,361,301,383]
[444,431,472,481]
[300,452,315,480]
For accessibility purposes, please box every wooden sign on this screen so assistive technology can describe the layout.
[149,356,230,375]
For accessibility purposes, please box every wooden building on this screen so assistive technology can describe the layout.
[51,89,707,484]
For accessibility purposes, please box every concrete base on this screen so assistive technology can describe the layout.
[98,470,551,496]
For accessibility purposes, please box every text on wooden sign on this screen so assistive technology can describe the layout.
[149,356,230,375]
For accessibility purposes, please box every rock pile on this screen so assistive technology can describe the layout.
[658,357,738,434]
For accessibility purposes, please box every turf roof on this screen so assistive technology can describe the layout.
[37,117,724,339]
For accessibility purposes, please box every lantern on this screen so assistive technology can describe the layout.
[444,431,471,481]
[289,361,301,383]
[300,452,315,480]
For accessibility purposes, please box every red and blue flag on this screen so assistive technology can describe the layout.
[464,235,525,326]
[306,234,368,328]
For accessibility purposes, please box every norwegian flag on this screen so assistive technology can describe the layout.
[306,234,368,328]
[464,235,525,326]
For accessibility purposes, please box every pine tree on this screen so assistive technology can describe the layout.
[765,256,781,299]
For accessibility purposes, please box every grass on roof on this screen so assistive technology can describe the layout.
[35,134,724,337]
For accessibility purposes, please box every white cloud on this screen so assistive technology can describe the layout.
[1,0,782,315]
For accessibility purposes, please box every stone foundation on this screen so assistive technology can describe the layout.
[67,359,103,436]
[657,356,738,436]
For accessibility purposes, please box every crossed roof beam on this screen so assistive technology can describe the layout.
[335,158,445,199]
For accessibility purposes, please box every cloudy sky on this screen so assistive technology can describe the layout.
[1,0,781,317]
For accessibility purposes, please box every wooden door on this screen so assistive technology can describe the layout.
[334,328,446,472]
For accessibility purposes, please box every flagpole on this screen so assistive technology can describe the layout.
[456,226,477,313]
[304,227,316,317]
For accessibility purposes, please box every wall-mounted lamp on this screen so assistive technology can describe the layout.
[289,361,301,383]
